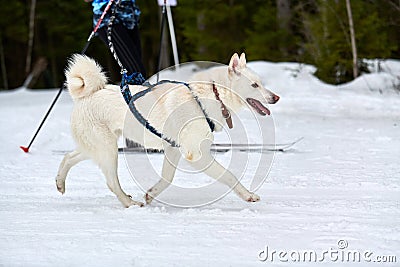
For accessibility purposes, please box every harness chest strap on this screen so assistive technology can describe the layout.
[212,82,233,129]
[121,79,217,147]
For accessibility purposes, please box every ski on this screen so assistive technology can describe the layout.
[117,137,304,153]
[210,137,304,152]
[53,138,304,155]
[213,137,304,149]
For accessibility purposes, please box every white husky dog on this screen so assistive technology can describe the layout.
[56,53,279,207]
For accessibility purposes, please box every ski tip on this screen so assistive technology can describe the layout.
[20,146,29,153]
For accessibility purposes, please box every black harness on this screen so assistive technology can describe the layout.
[107,1,216,147]
[121,75,215,147]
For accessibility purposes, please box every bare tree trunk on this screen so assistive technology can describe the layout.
[0,32,8,89]
[277,0,290,31]
[159,8,170,70]
[23,57,48,88]
[197,12,206,56]
[321,0,328,40]
[385,0,400,12]
[25,0,36,75]
[345,0,358,78]
[276,0,291,57]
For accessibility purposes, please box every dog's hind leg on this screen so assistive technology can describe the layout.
[189,148,260,202]
[97,147,144,208]
[145,145,181,204]
[56,150,88,194]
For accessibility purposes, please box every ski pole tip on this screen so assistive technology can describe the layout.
[20,146,29,153]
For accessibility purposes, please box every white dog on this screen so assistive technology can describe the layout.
[55,53,279,207]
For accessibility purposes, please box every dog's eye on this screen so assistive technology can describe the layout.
[251,82,259,88]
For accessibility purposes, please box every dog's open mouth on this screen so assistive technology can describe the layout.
[246,98,270,116]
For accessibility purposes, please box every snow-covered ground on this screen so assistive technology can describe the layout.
[0,60,399,266]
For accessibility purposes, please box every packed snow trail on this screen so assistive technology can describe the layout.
[0,61,399,266]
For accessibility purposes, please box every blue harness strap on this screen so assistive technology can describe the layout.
[120,71,145,103]
[120,73,215,147]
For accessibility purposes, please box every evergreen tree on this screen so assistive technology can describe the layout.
[1,0,399,89]
[175,0,250,63]
[244,0,300,62]
[300,0,397,84]
[0,1,29,89]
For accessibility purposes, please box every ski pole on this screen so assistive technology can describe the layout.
[156,0,167,82]
[20,0,115,153]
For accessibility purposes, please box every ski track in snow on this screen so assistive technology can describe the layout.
[0,62,399,266]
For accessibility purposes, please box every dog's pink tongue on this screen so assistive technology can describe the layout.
[247,98,270,116]
[256,101,270,115]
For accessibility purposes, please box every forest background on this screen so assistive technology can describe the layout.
[1,0,399,89]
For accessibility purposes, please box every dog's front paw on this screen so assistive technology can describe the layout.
[119,195,144,208]
[128,195,145,207]
[133,201,145,208]
[145,192,154,205]
[245,192,260,202]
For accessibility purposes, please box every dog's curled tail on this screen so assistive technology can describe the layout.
[65,54,107,100]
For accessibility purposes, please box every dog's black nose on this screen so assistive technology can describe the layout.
[272,95,280,104]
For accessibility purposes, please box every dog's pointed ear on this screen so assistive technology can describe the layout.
[239,53,247,68]
[228,53,241,77]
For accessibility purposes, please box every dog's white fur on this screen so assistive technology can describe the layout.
[56,53,279,207]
